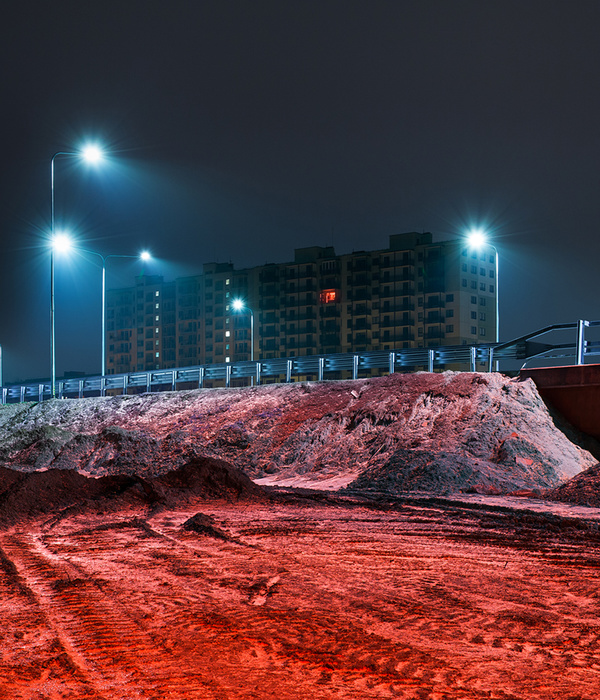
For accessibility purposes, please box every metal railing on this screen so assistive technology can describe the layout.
[2,319,600,404]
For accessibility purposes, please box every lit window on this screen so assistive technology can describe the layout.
[155,352,160,357]
[319,289,337,303]
[155,327,159,333]
[155,315,160,321]
[155,291,159,297]
[225,356,230,363]
[226,279,230,285]
[225,331,230,337]
[226,344,230,350]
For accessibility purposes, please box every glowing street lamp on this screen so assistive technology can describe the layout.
[232,298,255,382]
[50,144,105,397]
[56,245,151,378]
[466,228,500,355]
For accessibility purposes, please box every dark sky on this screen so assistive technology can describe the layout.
[1,0,599,382]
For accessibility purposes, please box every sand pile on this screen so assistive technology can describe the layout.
[0,457,264,524]
[0,372,596,497]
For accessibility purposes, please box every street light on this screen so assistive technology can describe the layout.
[56,245,151,377]
[50,144,105,397]
[466,229,500,367]
[232,298,255,384]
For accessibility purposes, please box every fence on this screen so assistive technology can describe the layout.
[2,319,600,404]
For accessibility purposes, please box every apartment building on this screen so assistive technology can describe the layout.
[105,232,497,374]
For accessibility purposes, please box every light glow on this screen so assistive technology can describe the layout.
[232,298,244,312]
[467,229,487,250]
[51,233,73,254]
[140,251,151,261]
[81,144,104,164]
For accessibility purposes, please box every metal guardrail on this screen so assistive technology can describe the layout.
[2,319,600,404]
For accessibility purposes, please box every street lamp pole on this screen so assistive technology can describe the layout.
[73,249,151,376]
[50,146,104,397]
[232,299,255,384]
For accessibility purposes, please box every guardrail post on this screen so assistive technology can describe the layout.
[225,365,232,388]
[352,355,359,380]
[469,346,476,372]
[146,373,151,393]
[123,375,128,396]
[38,384,44,402]
[318,357,324,382]
[198,367,205,389]
[58,382,64,399]
[389,352,395,374]
[286,359,293,383]
[100,377,106,397]
[255,363,261,386]
[577,319,590,365]
[20,386,25,403]
[428,349,435,372]
[171,370,176,392]
[487,347,494,373]
[1,388,6,404]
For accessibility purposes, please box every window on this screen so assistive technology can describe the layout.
[471,311,477,319]
[155,351,160,358]
[319,289,337,303]
[479,328,486,336]
[462,279,467,287]
[480,268,486,276]
[155,315,159,321]
[226,278,230,285]
[471,281,477,289]
[489,255,494,263]
[489,285,495,293]
[471,326,477,335]
[446,294,454,302]
[418,297,424,306]
[471,296,477,304]
[155,327,159,334]
[155,291,159,297]
[225,356,230,363]
[489,269,495,278]
[446,324,454,333]
[418,328,423,336]
[446,309,454,318]
[480,298,486,306]
[480,283,486,291]
[155,303,159,309]
[462,263,467,272]
[480,312,486,320]
[471,265,477,274]
[225,330,230,337]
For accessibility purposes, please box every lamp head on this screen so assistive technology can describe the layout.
[140,250,151,262]
[467,229,487,250]
[81,144,104,164]
[232,298,244,312]
[51,232,73,254]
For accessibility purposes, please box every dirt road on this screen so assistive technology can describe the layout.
[0,494,599,699]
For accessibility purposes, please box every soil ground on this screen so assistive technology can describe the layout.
[1,491,599,700]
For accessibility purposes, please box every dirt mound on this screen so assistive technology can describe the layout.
[545,463,600,507]
[0,372,595,495]
[0,457,265,525]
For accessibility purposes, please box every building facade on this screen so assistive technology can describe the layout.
[105,232,497,374]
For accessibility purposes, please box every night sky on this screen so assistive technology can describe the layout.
[1,1,599,383]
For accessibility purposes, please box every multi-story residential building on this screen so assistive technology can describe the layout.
[105,232,497,374]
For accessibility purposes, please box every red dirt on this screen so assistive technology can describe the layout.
[0,493,599,699]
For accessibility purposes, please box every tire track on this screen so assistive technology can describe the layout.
[0,531,223,700]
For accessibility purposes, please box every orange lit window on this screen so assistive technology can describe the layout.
[320,289,337,303]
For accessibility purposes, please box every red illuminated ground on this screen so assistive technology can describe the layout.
[1,492,599,700]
